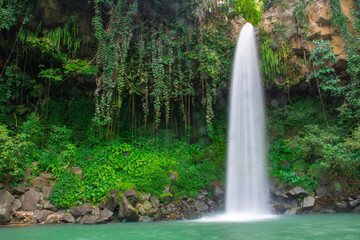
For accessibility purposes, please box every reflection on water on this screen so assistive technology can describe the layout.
[1,214,360,240]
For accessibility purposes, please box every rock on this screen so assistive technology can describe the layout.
[42,186,53,199]
[0,190,15,205]
[43,200,57,211]
[147,206,159,216]
[0,183,4,189]
[150,196,160,208]
[194,200,209,212]
[284,208,299,216]
[22,189,40,211]
[12,199,22,211]
[69,204,92,218]
[206,199,216,212]
[160,192,174,203]
[139,193,151,203]
[11,186,25,195]
[33,210,53,223]
[99,208,113,222]
[210,182,225,203]
[118,195,139,222]
[61,213,75,223]
[165,203,178,213]
[138,205,146,215]
[196,193,207,202]
[353,206,360,214]
[349,199,360,208]
[231,15,247,39]
[289,187,309,197]
[139,215,153,223]
[69,167,83,179]
[302,196,315,208]
[100,190,119,212]
[80,215,99,224]
[32,177,50,190]
[324,209,336,214]
[335,201,348,213]
[0,203,12,224]
[143,201,152,210]
[123,188,138,205]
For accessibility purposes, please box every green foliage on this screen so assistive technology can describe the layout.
[231,0,263,26]
[307,40,341,96]
[0,124,34,182]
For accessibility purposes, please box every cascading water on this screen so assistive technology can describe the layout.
[224,22,271,220]
[200,23,274,222]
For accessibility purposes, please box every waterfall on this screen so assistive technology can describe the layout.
[224,23,271,219]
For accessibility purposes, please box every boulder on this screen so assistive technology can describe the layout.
[150,196,160,208]
[302,196,315,208]
[12,199,22,211]
[349,199,360,208]
[289,187,309,197]
[139,215,153,223]
[118,195,139,222]
[99,208,113,222]
[210,182,225,203]
[11,186,25,195]
[42,186,53,199]
[335,201,348,213]
[284,208,299,216]
[33,210,53,223]
[69,204,92,218]
[194,200,209,212]
[196,193,207,202]
[80,215,99,224]
[139,193,151,203]
[32,177,50,190]
[122,188,138,205]
[143,201,152,210]
[22,189,40,211]
[0,203,12,224]
[61,213,75,223]
[0,190,15,205]
[0,183,4,189]
[353,206,360,214]
[43,200,58,211]
[100,190,119,212]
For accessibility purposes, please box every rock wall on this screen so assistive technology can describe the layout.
[258,0,356,73]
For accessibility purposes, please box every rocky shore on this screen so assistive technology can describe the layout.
[1,172,360,226]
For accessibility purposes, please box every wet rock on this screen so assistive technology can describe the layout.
[324,209,336,214]
[349,199,360,208]
[210,182,225,203]
[69,204,92,218]
[196,193,207,202]
[99,208,113,222]
[12,199,22,211]
[0,203,12,224]
[302,196,315,208]
[353,206,360,214]
[206,199,216,212]
[123,188,138,205]
[118,195,139,222]
[289,187,309,197]
[335,201,348,213]
[33,210,53,223]
[139,215,153,223]
[22,189,40,211]
[80,215,99,224]
[284,208,299,216]
[194,200,209,212]
[61,213,75,223]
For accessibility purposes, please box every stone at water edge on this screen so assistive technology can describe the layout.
[210,182,225,203]
[69,204,92,218]
[61,213,75,223]
[99,190,119,212]
[80,215,99,225]
[349,199,360,208]
[118,195,139,222]
[99,208,113,222]
[0,204,12,224]
[302,196,315,208]
[353,205,360,214]
[194,200,209,212]
[22,189,41,211]
[284,208,299,216]
[139,215,153,223]
[33,210,53,223]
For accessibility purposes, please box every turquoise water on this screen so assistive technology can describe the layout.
[1,214,360,240]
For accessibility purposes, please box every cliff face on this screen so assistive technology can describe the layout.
[259,0,356,75]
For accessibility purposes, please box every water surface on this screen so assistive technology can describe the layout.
[1,214,360,240]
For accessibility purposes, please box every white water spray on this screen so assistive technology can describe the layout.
[200,23,273,222]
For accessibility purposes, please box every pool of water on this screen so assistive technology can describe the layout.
[1,214,360,240]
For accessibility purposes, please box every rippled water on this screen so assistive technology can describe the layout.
[2,214,360,240]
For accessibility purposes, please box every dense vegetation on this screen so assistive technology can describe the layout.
[1,0,359,209]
